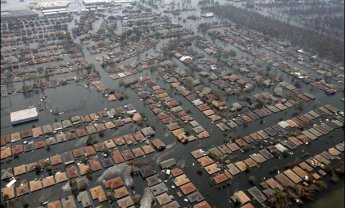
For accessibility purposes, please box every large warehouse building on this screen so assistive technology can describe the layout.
[10,107,39,125]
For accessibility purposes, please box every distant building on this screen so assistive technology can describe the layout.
[201,12,214,18]
[1,10,38,21]
[82,0,106,5]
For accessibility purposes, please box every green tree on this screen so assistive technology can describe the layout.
[86,135,94,146]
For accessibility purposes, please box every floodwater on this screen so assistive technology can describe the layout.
[1,0,344,207]
[305,180,344,208]
[0,0,134,12]
[227,0,344,41]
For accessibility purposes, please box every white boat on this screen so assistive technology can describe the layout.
[6,177,17,187]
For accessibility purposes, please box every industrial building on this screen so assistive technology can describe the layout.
[10,107,38,125]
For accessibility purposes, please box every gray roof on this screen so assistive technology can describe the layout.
[42,124,53,134]
[187,191,204,203]
[171,106,183,113]
[189,121,200,128]
[160,158,176,169]
[62,120,73,128]
[141,127,155,137]
[77,191,93,208]
[71,116,81,123]
[150,182,168,196]
[1,169,13,180]
[61,195,77,208]
[248,186,267,203]
[61,151,74,165]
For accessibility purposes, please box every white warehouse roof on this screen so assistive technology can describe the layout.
[10,107,38,125]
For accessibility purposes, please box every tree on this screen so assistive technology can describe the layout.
[43,161,51,169]
[267,189,289,208]
[22,85,27,93]
[229,49,237,57]
[86,168,93,180]
[86,135,94,146]
[335,166,345,176]
[249,175,257,185]
[20,197,30,208]
[106,190,115,204]
[80,155,87,164]
[98,130,104,137]
[196,168,203,175]
[3,194,9,201]
[242,144,252,152]
[70,180,87,196]
[297,100,304,111]
[34,164,42,175]
[294,81,301,89]
[245,164,251,172]
[132,194,141,206]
